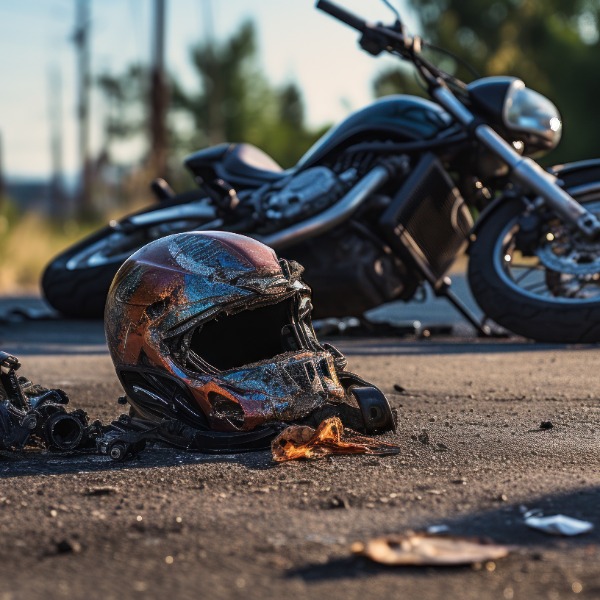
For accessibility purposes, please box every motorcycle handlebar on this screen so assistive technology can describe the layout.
[315,0,451,88]
[315,0,367,32]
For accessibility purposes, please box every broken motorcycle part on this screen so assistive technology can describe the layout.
[105,231,395,451]
[271,416,400,462]
[0,350,98,452]
[351,386,395,434]
[352,532,511,566]
[0,351,29,410]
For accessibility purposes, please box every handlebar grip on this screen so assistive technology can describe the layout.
[316,0,366,32]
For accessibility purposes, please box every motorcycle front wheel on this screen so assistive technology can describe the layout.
[468,180,600,343]
[42,193,217,318]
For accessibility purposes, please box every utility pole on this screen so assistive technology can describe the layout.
[74,0,93,217]
[203,0,214,41]
[48,66,67,218]
[149,0,169,179]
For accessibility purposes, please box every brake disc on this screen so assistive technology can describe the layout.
[536,201,600,276]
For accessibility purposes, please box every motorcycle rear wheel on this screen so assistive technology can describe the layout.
[468,182,600,343]
[42,193,215,318]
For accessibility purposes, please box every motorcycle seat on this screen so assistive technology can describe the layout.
[184,143,288,186]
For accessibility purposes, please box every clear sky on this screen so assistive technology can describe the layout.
[0,0,418,179]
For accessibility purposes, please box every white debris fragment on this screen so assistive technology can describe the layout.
[524,514,594,536]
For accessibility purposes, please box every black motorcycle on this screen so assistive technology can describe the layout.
[43,0,600,343]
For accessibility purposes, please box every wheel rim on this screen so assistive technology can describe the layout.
[65,219,215,270]
[65,230,139,269]
[493,185,600,304]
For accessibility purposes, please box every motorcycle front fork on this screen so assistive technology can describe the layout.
[433,86,600,239]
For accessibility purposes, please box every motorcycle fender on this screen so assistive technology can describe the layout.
[549,158,600,187]
[469,158,600,248]
[467,194,527,249]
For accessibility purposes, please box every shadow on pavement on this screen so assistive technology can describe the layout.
[333,338,597,357]
[0,319,108,355]
[3,317,596,358]
[288,485,600,581]
[0,446,276,478]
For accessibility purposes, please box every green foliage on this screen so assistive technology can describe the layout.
[373,65,427,98]
[172,21,270,147]
[374,0,600,163]
[172,20,324,168]
[97,21,325,172]
[97,65,148,144]
[0,197,100,291]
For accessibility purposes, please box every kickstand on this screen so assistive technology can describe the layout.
[433,278,492,337]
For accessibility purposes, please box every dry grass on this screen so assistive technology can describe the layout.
[0,211,97,295]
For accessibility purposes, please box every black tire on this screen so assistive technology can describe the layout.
[42,224,128,319]
[468,186,600,343]
[42,191,212,319]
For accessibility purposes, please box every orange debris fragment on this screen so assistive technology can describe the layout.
[271,416,400,462]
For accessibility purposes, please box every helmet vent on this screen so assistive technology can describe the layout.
[189,300,294,371]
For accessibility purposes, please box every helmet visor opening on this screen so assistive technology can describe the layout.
[189,298,296,371]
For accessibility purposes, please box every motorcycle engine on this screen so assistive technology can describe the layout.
[250,167,357,233]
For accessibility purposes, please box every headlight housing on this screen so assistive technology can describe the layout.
[503,80,562,153]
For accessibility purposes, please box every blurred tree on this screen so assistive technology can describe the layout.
[172,21,270,147]
[172,20,324,167]
[97,21,325,179]
[260,82,330,167]
[97,64,148,157]
[373,0,600,163]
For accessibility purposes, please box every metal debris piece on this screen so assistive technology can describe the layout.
[352,532,511,566]
[0,351,98,453]
[271,416,400,462]
[524,514,593,536]
[539,421,554,430]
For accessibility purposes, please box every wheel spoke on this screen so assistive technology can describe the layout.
[562,279,600,299]
[519,279,552,294]
[511,265,542,284]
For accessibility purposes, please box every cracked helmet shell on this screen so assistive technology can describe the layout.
[105,231,348,432]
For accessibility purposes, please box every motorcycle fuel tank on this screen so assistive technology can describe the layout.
[298,95,453,168]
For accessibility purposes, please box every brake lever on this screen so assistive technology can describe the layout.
[360,23,421,58]
[359,26,390,56]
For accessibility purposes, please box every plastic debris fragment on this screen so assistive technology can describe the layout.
[271,416,400,462]
[352,532,511,566]
[524,514,593,536]
[426,524,450,534]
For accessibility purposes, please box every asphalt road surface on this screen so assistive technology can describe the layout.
[0,293,598,600]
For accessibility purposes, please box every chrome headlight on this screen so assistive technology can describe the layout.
[503,80,562,149]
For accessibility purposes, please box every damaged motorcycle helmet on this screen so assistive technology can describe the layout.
[105,231,395,450]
